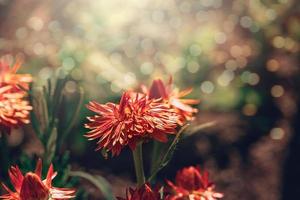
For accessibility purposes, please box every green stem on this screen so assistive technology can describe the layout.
[132,143,145,187]
[150,141,161,174]
[0,132,9,178]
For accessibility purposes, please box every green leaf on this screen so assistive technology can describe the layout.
[184,121,216,137]
[52,77,68,119]
[148,124,190,182]
[51,151,72,186]
[69,171,114,200]
[58,86,84,149]
[150,140,166,174]
[31,86,49,134]
[44,126,58,165]
[28,85,42,137]
[29,109,42,138]
[64,86,84,135]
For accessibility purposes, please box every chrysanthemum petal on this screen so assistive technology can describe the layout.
[146,78,198,125]
[0,59,32,130]
[0,159,75,200]
[85,91,178,156]
[167,166,223,200]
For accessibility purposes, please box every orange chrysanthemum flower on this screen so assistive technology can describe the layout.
[85,92,178,156]
[0,59,32,90]
[0,59,32,131]
[166,166,223,200]
[117,183,160,200]
[0,159,76,200]
[145,78,199,125]
[0,85,32,130]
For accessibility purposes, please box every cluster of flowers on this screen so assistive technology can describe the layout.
[0,59,223,200]
[1,164,222,200]
[118,166,223,200]
[84,77,222,199]
[85,77,198,156]
[0,61,76,200]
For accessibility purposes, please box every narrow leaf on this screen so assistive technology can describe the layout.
[148,124,190,182]
[44,126,57,165]
[185,121,216,136]
[69,171,114,200]
[59,86,84,149]
[32,87,49,133]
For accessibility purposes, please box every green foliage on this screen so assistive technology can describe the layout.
[30,72,84,156]
[69,171,114,200]
[149,124,190,182]
[44,126,58,165]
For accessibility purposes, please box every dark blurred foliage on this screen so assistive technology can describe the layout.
[0,0,300,199]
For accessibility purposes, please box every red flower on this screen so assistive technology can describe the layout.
[117,183,160,200]
[0,159,76,200]
[0,85,32,130]
[145,78,198,125]
[0,59,32,91]
[85,92,178,156]
[166,166,223,200]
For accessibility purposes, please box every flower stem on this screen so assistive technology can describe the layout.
[0,132,9,178]
[132,143,145,187]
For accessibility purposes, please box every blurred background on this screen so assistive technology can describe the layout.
[0,0,299,199]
